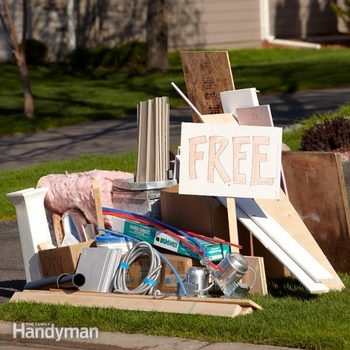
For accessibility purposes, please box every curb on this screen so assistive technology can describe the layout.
[0,321,299,350]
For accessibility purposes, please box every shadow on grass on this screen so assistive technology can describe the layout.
[267,278,317,300]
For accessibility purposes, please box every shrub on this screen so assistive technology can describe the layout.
[24,39,48,66]
[65,42,146,71]
[300,117,350,151]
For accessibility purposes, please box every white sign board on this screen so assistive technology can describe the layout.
[179,123,282,199]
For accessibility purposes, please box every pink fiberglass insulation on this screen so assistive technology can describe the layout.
[37,170,133,227]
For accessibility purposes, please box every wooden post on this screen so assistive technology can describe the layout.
[93,180,104,231]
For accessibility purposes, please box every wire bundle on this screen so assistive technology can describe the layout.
[114,241,162,295]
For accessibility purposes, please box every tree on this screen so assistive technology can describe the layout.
[146,0,168,72]
[0,0,34,118]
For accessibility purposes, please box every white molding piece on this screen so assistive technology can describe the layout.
[218,197,329,294]
[236,198,332,282]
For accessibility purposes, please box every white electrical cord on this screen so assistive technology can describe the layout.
[248,266,257,290]
[113,241,162,295]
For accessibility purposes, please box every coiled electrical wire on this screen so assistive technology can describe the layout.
[113,241,162,295]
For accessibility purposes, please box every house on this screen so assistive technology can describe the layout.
[0,0,340,62]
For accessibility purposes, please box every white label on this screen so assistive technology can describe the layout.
[154,232,179,252]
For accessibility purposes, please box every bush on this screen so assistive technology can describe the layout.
[66,42,146,71]
[300,117,350,151]
[24,39,48,66]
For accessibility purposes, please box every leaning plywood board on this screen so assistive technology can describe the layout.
[11,290,261,318]
[181,51,234,122]
[282,151,350,272]
[256,191,344,291]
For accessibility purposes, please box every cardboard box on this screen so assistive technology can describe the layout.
[39,240,95,277]
[160,184,230,240]
[127,253,197,293]
[160,185,289,279]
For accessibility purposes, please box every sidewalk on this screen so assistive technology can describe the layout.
[0,321,299,350]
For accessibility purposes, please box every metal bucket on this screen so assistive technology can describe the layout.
[112,179,177,218]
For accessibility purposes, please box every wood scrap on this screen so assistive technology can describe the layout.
[242,256,268,296]
[92,180,104,230]
[180,51,234,122]
[11,290,261,318]
[52,213,64,247]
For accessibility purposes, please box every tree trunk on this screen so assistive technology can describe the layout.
[1,0,35,118]
[146,0,168,72]
[14,48,34,118]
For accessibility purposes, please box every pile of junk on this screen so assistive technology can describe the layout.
[8,168,255,302]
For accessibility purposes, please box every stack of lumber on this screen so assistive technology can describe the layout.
[136,97,170,182]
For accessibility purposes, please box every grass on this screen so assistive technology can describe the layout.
[0,153,136,222]
[2,48,350,136]
[1,274,350,349]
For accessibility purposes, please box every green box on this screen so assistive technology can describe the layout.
[111,217,230,261]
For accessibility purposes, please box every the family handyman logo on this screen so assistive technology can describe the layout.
[13,322,99,342]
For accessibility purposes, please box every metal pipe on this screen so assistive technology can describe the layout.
[24,273,85,290]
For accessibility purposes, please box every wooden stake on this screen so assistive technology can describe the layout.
[93,180,104,230]
[52,213,64,247]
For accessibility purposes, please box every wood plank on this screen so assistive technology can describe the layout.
[11,290,261,318]
[282,151,350,272]
[180,51,234,122]
[52,213,64,247]
[21,289,262,309]
[136,101,148,182]
[227,198,239,253]
[92,181,104,230]
[241,256,268,295]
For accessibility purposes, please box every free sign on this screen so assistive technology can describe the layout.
[179,123,282,199]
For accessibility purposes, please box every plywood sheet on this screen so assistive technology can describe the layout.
[180,51,234,122]
[282,151,350,272]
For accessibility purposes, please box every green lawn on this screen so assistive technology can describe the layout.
[0,154,136,222]
[1,274,350,349]
[2,48,350,136]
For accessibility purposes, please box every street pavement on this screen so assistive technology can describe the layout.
[1,87,350,171]
[0,87,349,349]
